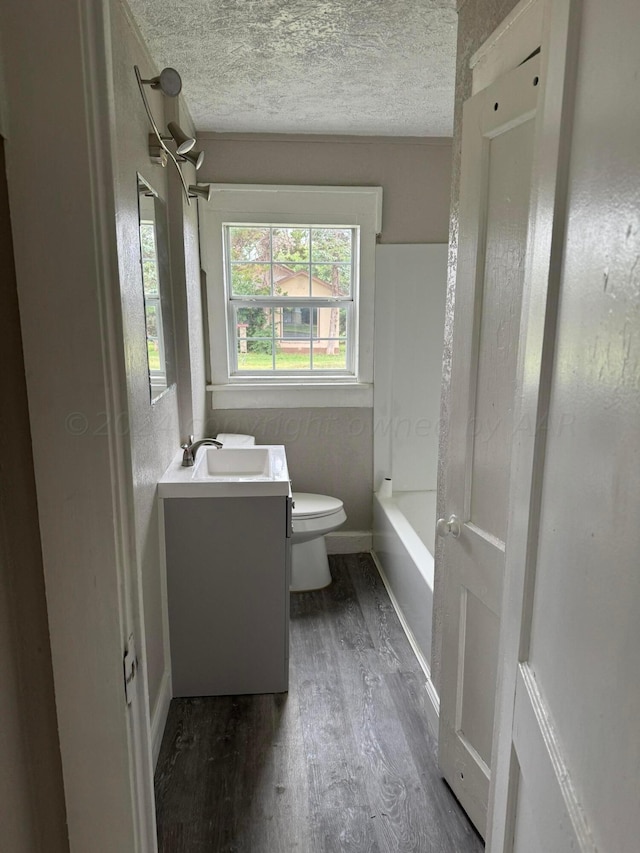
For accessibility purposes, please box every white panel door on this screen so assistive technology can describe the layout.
[438,55,540,837]
[487,2,597,852]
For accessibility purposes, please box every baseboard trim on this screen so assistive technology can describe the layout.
[150,669,172,770]
[371,550,440,740]
[326,530,372,554]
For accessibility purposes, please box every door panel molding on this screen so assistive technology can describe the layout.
[512,666,597,853]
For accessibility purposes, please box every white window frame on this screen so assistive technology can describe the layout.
[199,185,382,408]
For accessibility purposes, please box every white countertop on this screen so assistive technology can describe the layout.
[158,445,291,498]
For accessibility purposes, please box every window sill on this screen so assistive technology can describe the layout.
[206,381,373,409]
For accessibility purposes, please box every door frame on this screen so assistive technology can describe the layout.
[484,0,584,850]
[1,0,157,850]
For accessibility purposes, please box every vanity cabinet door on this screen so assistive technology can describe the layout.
[163,495,289,697]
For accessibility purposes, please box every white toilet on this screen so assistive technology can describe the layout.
[289,492,347,591]
[216,434,347,591]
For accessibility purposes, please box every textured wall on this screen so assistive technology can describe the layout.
[198,133,452,244]
[110,2,205,718]
[432,0,521,693]
[110,1,180,720]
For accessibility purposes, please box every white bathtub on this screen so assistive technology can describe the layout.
[372,489,436,679]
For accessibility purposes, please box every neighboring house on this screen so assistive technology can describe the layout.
[275,263,339,353]
[241,262,341,354]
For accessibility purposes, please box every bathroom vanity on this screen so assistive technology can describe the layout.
[158,445,292,697]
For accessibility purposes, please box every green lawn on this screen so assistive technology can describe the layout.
[147,339,161,371]
[238,347,346,370]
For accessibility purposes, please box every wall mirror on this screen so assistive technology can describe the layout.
[137,174,174,402]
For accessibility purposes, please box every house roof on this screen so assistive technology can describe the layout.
[273,263,334,294]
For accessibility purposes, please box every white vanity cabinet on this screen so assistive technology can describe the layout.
[158,446,292,697]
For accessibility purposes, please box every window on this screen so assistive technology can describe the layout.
[201,185,381,408]
[226,225,356,376]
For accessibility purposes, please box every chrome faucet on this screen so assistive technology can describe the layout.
[181,434,223,467]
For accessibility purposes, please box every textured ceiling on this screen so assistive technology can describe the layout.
[127,0,458,136]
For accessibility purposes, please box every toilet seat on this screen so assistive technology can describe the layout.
[292,492,344,520]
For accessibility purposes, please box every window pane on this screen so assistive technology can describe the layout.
[147,336,161,372]
[311,228,352,262]
[312,339,347,370]
[231,263,271,296]
[314,306,343,340]
[140,223,159,295]
[275,341,311,371]
[229,227,270,262]
[337,307,347,338]
[140,222,156,257]
[272,228,309,262]
[236,306,273,346]
[282,307,316,339]
[145,303,161,369]
[142,260,159,296]
[311,263,351,296]
[237,339,273,371]
[274,263,311,296]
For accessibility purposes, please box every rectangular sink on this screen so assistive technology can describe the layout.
[196,446,271,478]
[158,444,290,498]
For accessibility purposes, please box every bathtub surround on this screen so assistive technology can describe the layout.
[373,244,448,493]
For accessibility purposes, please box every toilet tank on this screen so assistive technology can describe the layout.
[215,433,255,447]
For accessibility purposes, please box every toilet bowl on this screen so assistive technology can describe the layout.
[215,434,347,592]
[290,493,347,592]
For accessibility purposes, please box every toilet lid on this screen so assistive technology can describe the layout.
[292,492,344,520]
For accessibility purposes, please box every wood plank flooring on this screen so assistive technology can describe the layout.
[155,553,484,852]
